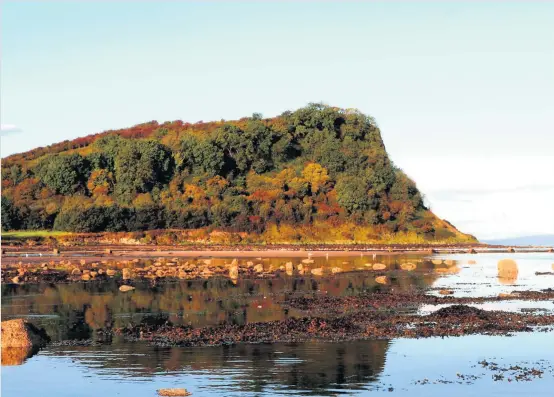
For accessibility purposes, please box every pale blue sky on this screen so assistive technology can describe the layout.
[1,2,553,239]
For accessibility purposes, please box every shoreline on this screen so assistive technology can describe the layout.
[2,242,552,260]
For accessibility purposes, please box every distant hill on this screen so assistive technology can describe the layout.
[484,235,554,247]
[1,104,475,243]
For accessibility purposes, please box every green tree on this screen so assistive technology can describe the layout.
[35,154,90,195]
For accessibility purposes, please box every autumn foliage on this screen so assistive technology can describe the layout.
[1,104,473,242]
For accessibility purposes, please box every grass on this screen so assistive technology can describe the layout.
[1,230,72,238]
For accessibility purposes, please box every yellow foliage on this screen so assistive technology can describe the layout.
[302,163,330,193]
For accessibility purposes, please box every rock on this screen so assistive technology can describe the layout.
[375,276,388,285]
[400,263,416,271]
[229,265,239,279]
[498,259,519,284]
[310,268,323,276]
[499,292,521,298]
[157,389,191,397]
[253,264,264,273]
[122,268,132,280]
[1,319,49,349]
[331,267,342,274]
[439,289,454,295]
[372,263,387,271]
[81,274,91,281]
[119,285,135,292]
[106,269,116,277]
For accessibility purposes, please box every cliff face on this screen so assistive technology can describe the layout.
[1,104,474,243]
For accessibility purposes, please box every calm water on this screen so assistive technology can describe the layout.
[2,252,554,396]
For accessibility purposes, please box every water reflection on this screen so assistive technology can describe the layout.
[2,255,440,343]
[40,340,390,394]
[1,347,39,366]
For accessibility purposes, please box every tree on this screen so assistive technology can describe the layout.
[1,196,21,230]
[179,135,224,177]
[35,154,90,195]
[302,163,330,194]
[113,140,175,203]
[335,175,370,214]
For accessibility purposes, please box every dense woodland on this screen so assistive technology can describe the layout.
[1,104,472,242]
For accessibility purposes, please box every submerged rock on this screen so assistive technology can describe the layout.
[1,319,49,349]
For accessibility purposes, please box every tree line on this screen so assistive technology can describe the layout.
[1,104,452,239]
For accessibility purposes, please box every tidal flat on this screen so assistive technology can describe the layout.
[2,251,554,396]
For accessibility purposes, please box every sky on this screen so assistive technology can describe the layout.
[1,2,553,240]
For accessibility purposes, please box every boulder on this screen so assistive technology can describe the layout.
[498,259,519,284]
[1,319,49,349]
